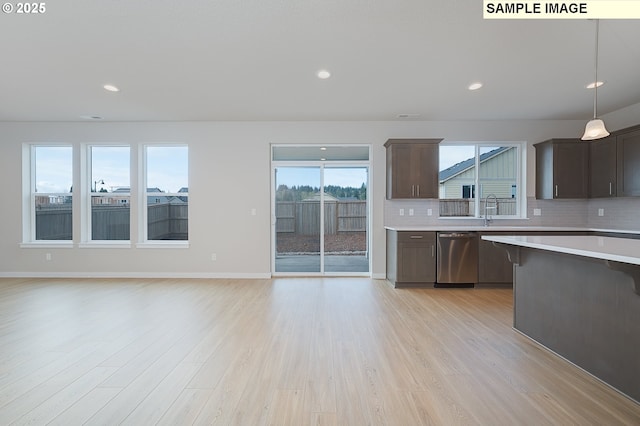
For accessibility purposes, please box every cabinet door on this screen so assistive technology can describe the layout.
[414,144,439,198]
[388,144,415,199]
[589,136,616,198]
[398,243,433,282]
[396,232,436,284]
[478,238,512,284]
[553,142,589,198]
[617,129,640,197]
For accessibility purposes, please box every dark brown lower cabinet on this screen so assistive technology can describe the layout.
[478,235,513,285]
[386,230,436,287]
[387,230,593,288]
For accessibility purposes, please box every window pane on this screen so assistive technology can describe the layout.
[91,146,130,240]
[478,146,518,217]
[147,146,188,193]
[146,146,188,241]
[439,145,475,217]
[34,146,73,240]
[35,146,73,193]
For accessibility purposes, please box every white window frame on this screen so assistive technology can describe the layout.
[136,144,189,249]
[79,144,132,248]
[21,144,74,247]
[439,141,527,220]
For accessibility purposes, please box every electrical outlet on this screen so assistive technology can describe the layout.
[409,209,414,216]
[533,208,542,216]
[251,208,257,216]
[427,209,433,216]
[598,208,604,217]
[211,253,217,261]
[399,209,404,216]
[45,253,52,261]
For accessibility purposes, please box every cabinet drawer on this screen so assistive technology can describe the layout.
[397,232,434,242]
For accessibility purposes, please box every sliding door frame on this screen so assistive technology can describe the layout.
[270,145,371,277]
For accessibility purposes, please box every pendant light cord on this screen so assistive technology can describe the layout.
[593,19,600,120]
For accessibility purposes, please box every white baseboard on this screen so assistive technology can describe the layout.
[0,272,272,279]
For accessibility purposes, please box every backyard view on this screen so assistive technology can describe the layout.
[275,183,366,254]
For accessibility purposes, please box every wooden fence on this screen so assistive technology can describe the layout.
[35,205,73,240]
[34,204,188,240]
[147,204,188,240]
[276,200,366,235]
[91,206,131,240]
[439,198,516,217]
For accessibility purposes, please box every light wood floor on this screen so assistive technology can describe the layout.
[0,278,638,425]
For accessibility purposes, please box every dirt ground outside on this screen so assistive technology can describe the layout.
[276,232,366,254]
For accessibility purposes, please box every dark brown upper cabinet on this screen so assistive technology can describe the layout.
[384,139,441,199]
[535,138,589,199]
[616,128,640,197]
[589,135,617,198]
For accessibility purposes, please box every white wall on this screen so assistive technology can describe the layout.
[0,118,611,278]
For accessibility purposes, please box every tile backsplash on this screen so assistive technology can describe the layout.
[586,197,640,231]
[384,197,640,231]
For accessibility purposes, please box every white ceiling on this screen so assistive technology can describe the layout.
[1,0,639,122]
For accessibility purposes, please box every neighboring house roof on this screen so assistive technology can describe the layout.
[438,147,511,183]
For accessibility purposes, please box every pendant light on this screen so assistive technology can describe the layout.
[581,19,610,141]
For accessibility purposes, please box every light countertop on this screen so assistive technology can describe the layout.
[481,235,640,266]
[384,226,640,234]
[385,226,589,232]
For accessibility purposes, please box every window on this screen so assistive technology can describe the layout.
[462,184,475,199]
[439,143,524,218]
[28,146,73,241]
[90,146,130,241]
[144,145,188,241]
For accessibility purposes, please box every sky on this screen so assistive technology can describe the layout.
[439,145,475,170]
[439,145,505,170]
[35,145,501,193]
[35,146,188,194]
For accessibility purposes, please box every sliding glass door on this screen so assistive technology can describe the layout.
[272,145,370,276]
[274,166,321,273]
[323,166,368,273]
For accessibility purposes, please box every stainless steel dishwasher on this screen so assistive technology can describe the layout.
[436,232,478,286]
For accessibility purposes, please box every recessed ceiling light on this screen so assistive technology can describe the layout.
[468,82,483,91]
[317,70,331,79]
[586,81,604,89]
[320,157,326,161]
[320,147,327,151]
[103,84,120,92]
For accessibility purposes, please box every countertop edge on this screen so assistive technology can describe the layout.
[482,235,640,266]
[384,226,639,234]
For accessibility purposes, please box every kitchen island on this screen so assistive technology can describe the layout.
[482,234,640,404]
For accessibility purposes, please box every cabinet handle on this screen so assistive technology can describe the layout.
[417,185,420,197]
[411,185,415,197]
[409,235,423,239]
[610,182,612,195]
[555,184,558,197]
[431,245,435,257]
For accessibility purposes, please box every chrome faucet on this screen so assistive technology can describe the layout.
[484,194,497,226]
